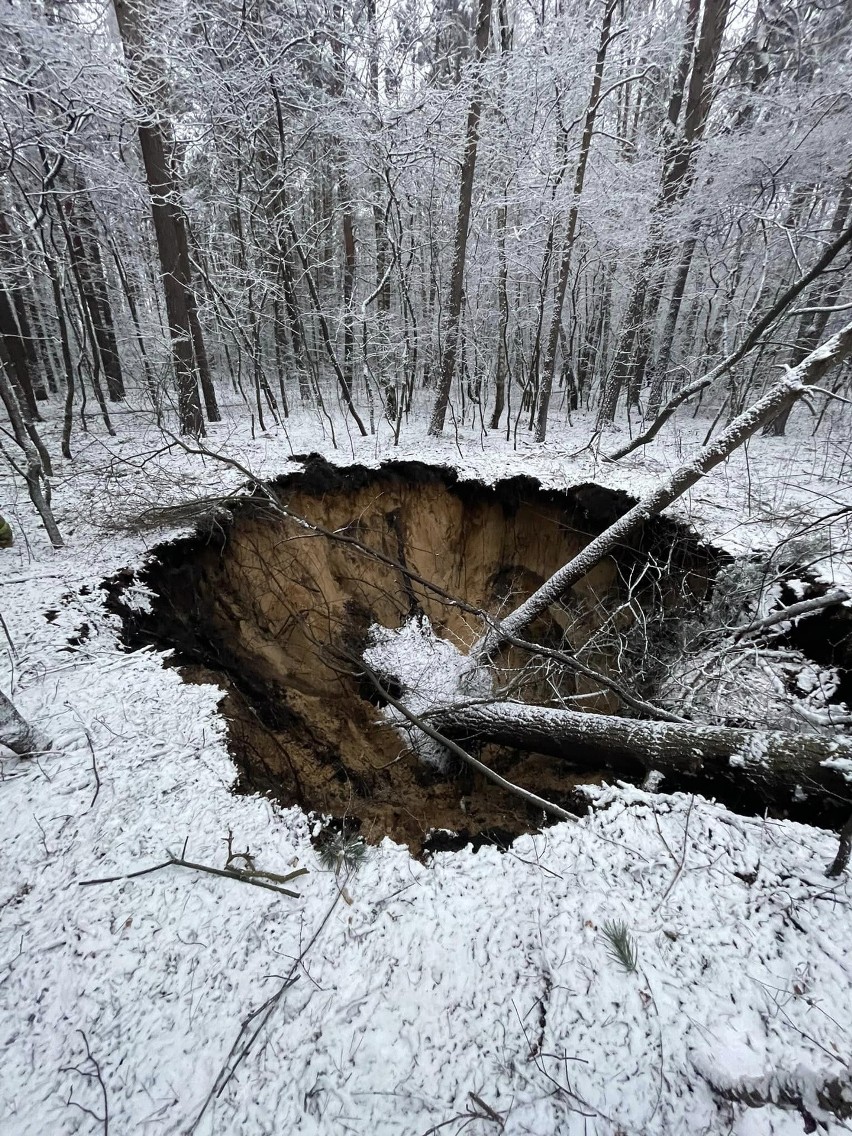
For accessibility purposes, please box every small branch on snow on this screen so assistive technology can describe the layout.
[84,730,101,809]
[79,853,307,897]
[653,794,695,912]
[60,1029,109,1136]
[420,1092,507,1134]
[187,886,347,1133]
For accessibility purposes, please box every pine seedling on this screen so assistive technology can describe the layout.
[316,829,368,876]
[601,920,639,973]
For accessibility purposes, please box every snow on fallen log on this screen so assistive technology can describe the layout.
[0,689,49,756]
[431,700,852,806]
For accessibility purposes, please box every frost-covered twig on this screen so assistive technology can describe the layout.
[498,629,689,723]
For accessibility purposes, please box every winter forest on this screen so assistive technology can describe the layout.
[2,0,852,1133]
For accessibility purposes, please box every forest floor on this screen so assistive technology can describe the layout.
[1,401,851,1135]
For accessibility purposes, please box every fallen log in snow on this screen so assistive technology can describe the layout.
[0,689,48,756]
[431,701,852,809]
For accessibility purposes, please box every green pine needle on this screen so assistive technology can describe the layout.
[601,919,639,973]
[316,829,368,876]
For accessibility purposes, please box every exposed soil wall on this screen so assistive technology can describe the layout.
[109,456,718,854]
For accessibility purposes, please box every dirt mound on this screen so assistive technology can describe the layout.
[109,457,715,854]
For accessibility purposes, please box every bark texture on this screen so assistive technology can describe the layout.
[428,0,493,436]
[433,701,852,807]
[114,0,206,436]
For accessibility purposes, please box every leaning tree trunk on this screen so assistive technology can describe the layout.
[763,176,852,437]
[607,218,852,461]
[0,690,48,756]
[433,701,852,811]
[475,318,852,659]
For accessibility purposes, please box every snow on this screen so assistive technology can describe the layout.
[1,403,851,1134]
[364,616,491,768]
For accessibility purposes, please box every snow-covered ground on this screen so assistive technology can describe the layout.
[1,403,851,1135]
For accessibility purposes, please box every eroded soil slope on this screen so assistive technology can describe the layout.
[111,457,714,853]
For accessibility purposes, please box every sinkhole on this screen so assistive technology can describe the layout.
[106,456,851,855]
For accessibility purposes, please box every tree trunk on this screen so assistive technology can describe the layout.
[114,0,205,436]
[489,201,510,429]
[175,217,220,422]
[0,356,63,548]
[0,287,40,420]
[105,235,159,410]
[649,232,699,408]
[476,319,852,659]
[433,701,852,811]
[608,218,852,461]
[427,0,493,436]
[534,0,617,442]
[599,0,729,422]
[61,189,125,402]
[764,177,852,437]
[286,218,367,434]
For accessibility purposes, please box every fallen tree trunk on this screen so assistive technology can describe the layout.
[431,701,852,809]
[0,689,48,756]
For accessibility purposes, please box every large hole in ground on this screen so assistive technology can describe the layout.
[106,457,849,855]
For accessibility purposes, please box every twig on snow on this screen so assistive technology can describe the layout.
[60,1029,109,1136]
[185,885,347,1133]
[79,853,307,897]
[420,1092,507,1135]
[82,728,101,809]
[654,794,695,911]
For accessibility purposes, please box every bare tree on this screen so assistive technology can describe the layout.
[533,0,619,441]
[427,0,493,436]
[113,0,207,436]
